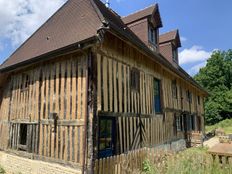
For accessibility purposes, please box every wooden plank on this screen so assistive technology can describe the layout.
[45,125,48,156]
[118,117,123,153]
[66,60,71,120]
[123,65,127,113]
[103,57,108,112]
[39,124,43,155]
[48,124,51,157]
[127,67,130,113]
[55,62,60,117]
[59,126,63,160]
[113,60,118,113]
[79,126,83,165]
[61,61,66,120]
[97,54,102,111]
[108,58,113,112]
[35,69,40,121]
[45,66,50,119]
[72,59,77,120]
[77,58,82,119]
[69,126,73,161]
[50,64,55,117]
[118,62,122,113]
[82,56,87,119]
[64,126,68,161]
[74,126,78,163]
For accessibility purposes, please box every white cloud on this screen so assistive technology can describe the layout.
[179,45,212,65]
[180,36,187,42]
[0,0,67,47]
[188,61,207,75]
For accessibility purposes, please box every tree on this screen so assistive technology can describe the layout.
[194,50,232,125]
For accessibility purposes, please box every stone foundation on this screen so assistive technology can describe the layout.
[154,139,186,152]
[0,151,81,174]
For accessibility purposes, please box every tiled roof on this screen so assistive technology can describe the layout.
[159,30,181,47]
[122,5,156,24]
[0,0,206,94]
[0,0,102,70]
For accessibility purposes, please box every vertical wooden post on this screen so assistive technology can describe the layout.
[86,49,98,174]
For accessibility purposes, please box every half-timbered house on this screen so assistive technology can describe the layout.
[0,0,207,173]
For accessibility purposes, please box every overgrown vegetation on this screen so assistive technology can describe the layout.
[206,118,232,134]
[194,50,232,125]
[142,147,232,174]
[0,166,5,174]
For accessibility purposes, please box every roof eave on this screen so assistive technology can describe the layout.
[106,23,208,95]
[0,36,98,73]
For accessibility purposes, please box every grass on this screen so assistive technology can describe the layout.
[0,166,5,174]
[142,147,232,174]
[206,119,232,134]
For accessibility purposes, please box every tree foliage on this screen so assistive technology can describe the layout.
[194,50,232,125]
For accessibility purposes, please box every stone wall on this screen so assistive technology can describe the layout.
[154,139,186,152]
[0,151,81,174]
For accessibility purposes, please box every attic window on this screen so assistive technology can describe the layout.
[172,48,178,63]
[148,25,157,45]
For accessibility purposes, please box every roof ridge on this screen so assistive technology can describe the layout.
[160,29,178,36]
[122,4,156,18]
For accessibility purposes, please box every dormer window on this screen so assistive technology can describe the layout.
[172,47,178,63]
[148,25,157,45]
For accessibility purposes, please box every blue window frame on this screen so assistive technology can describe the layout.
[98,117,116,158]
[154,78,162,113]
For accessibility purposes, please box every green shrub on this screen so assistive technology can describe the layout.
[142,147,232,174]
[206,119,232,134]
[0,166,5,174]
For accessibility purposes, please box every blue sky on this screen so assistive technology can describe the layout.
[0,0,231,76]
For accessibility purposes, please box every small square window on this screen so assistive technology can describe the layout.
[130,68,140,92]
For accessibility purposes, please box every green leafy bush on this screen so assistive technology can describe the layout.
[0,166,5,174]
[142,147,232,174]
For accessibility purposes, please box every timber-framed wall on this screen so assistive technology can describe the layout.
[93,32,205,157]
[0,51,89,168]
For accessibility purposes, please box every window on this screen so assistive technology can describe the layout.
[186,90,192,103]
[18,124,28,151]
[172,48,178,63]
[191,115,196,131]
[172,80,178,99]
[154,78,162,113]
[130,68,140,91]
[176,116,181,131]
[98,117,115,158]
[197,96,201,105]
[148,25,157,45]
